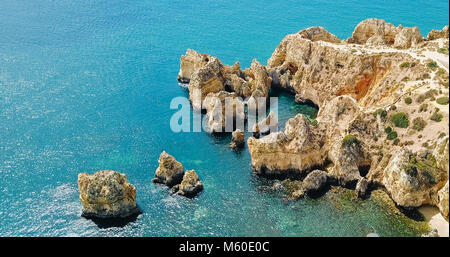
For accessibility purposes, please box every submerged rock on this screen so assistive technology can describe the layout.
[230,129,245,149]
[152,151,184,187]
[78,170,140,219]
[172,170,203,197]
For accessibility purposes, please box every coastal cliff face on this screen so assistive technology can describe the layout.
[179,18,449,217]
[78,170,140,219]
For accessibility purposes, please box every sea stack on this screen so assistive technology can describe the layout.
[153,151,203,197]
[78,170,141,219]
[230,129,245,149]
[152,151,185,187]
[171,170,204,197]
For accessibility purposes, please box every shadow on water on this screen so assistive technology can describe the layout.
[84,211,142,229]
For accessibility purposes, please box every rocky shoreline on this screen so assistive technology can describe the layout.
[176,19,449,223]
[76,19,448,235]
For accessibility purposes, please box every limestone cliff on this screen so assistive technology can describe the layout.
[179,18,450,218]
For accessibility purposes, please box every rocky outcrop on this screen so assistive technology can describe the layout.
[180,20,450,214]
[356,178,370,199]
[178,50,271,112]
[437,181,449,221]
[202,91,245,133]
[230,129,245,149]
[248,114,326,176]
[298,27,340,44]
[172,170,203,197]
[267,27,427,108]
[380,149,448,208]
[152,151,184,187]
[153,152,203,198]
[78,170,140,219]
[302,170,329,196]
[252,111,278,138]
[347,18,423,48]
[427,25,449,40]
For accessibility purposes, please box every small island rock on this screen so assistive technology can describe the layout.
[172,170,203,197]
[152,151,184,187]
[78,170,140,219]
[230,129,245,149]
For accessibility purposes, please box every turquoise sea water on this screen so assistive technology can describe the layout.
[0,0,448,236]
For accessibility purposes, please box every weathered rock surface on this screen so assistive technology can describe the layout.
[230,129,245,149]
[180,20,450,213]
[78,170,140,219]
[379,149,448,208]
[152,151,184,187]
[437,181,449,221]
[202,91,245,133]
[172,170,203,197]
[298,26,341,44]
[302,170,329,195]
[427,25,449,40]
[252,111,278,138]
[347,18,423,48]
[178,50,271,112]
[356,177,370,198]
[247,114,326,176]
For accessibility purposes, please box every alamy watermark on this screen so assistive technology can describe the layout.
[170,89,279,134]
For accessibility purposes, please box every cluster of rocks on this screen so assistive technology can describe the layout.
[179,18,450,220]
[77,152,204,220]
[152,151,203,197]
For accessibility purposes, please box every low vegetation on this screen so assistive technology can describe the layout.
[404,97,412,105]
[391,112,409,128]
[436,96,449,105]
[412,117,427,131]
[343,134,359,147]
[430,111,443,122]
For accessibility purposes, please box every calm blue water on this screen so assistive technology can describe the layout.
[0,0,448,236]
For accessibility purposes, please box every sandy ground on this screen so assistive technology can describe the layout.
[419,206,449,237]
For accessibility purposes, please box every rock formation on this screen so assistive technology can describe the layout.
[438,181,449,221]
[202,91,245,133]
[347,18,423,48]
[427,25,449,40]
[230,129,245,149]
[153,151,203,197]
[78,170,140,219]
[302,170,329,196]
[172,170,204,197]
[180,19,450,218]
[152,151,184,187]
[252,111,278,138]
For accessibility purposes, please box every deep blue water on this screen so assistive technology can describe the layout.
[0,0,448,236]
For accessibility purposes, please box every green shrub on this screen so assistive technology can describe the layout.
[393,138,400,145]
[391,112,409,128]
[387,130,398,140]
[310,119,318,126]
[400,62,410,68]
[430,112,443,122]
[436,96,449,105]
[404,97,412,104]
[343,134,359,147]
[412,117,427,131]
[427,61,438,69]
[385,126,392,133]
[438,48,449,55]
